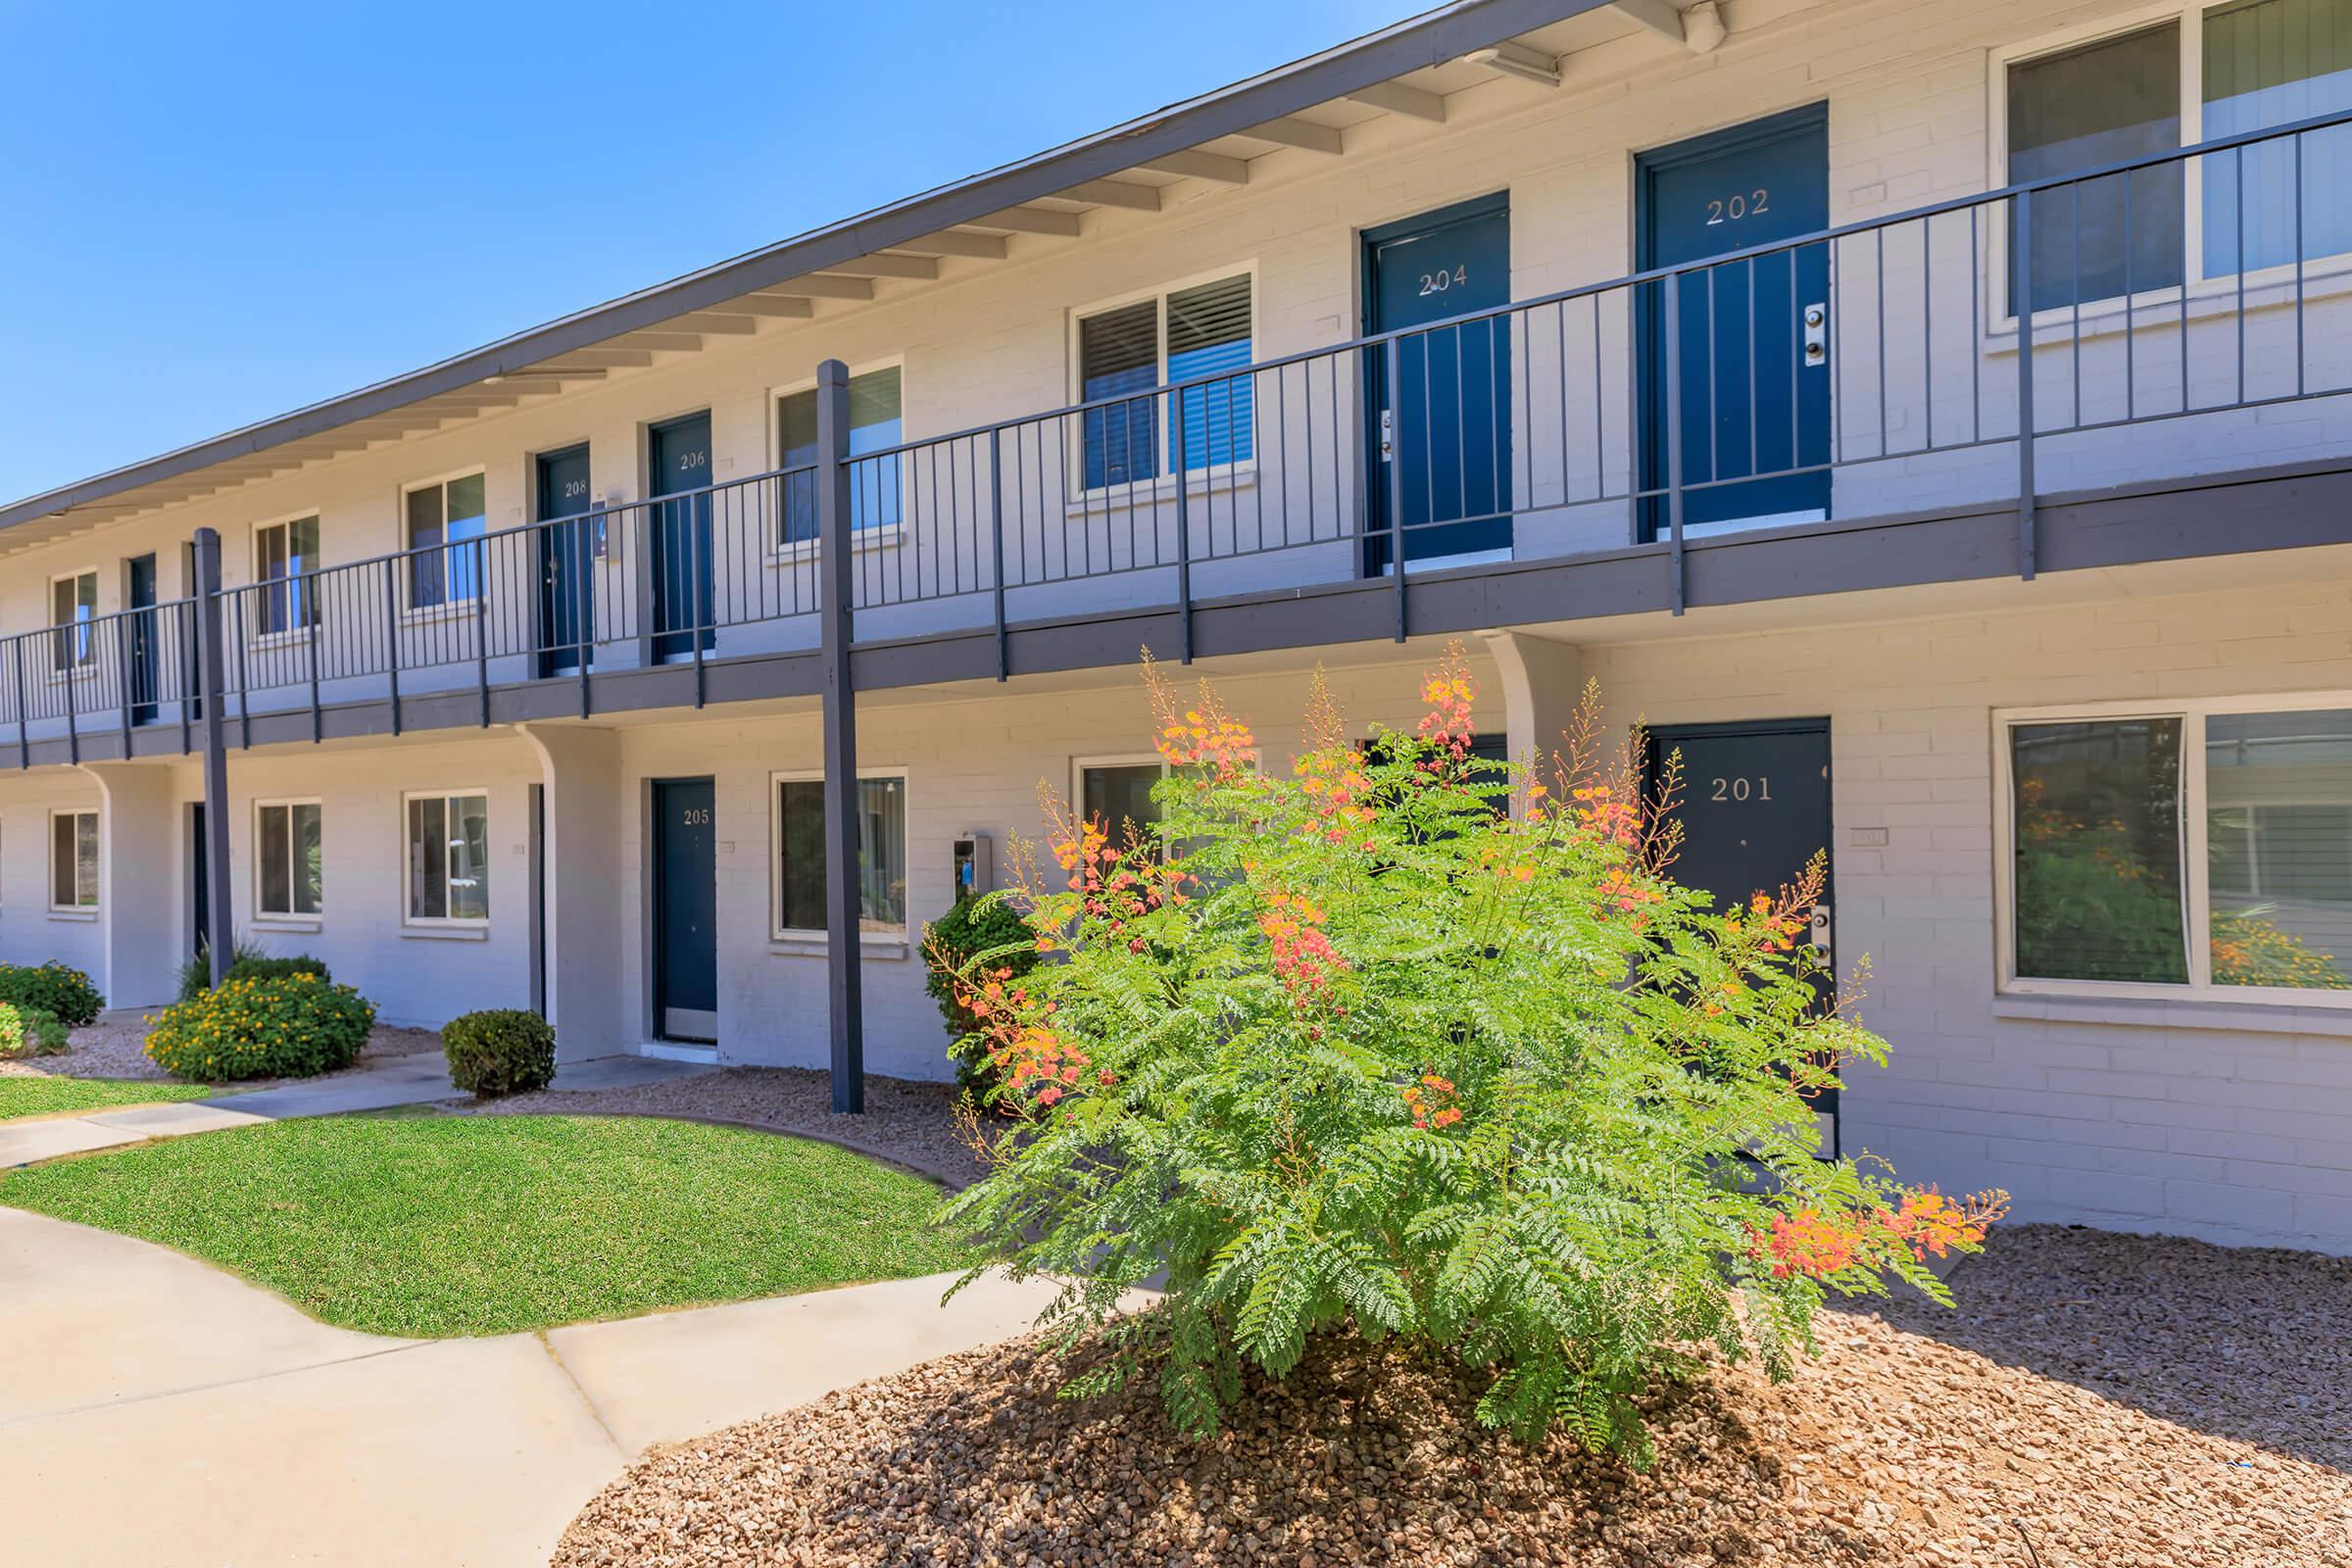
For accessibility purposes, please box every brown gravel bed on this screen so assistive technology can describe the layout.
[554,1225,2352,1568]
[462,1066,989,1188]
[0,1015,441,1085]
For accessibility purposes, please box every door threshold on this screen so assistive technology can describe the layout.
[641,1040,719,1064]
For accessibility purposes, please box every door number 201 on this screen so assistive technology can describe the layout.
[1417,266,1469,296]
[1709,775,1771,802]
[1705,189,1770,224]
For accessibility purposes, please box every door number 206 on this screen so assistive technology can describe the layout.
[1709,775,1772,802]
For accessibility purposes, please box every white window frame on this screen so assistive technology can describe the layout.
[1066,263,1260,499]
[1072,753,1171,842]
[399,466,491,614]
[768,765,909,943]
[1993,689,2352,1006]
[47,567,99,675]
[250,510,321,644]
[48,808,98,912]
[253,796,323,923]
[767,357,909,564]
[400,787,491,928]
[1986,0,2352,333]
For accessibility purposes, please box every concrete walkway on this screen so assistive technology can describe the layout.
[0,1206,1064,1566]
[0,1051,715,1169]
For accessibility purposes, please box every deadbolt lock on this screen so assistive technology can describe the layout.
[1802,302,1828,367]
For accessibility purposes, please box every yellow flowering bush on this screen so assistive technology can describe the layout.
[0,960,104,1028]
[143,973,375,1082]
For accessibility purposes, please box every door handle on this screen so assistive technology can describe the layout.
[1802,302,1828,368]
[1808,902,1832,957]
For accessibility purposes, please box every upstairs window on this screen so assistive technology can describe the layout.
[1077,273,1254,488]
[255,516,320,636]
[780,367,904,545]
[405,473,487,610]
[49,570,95,671]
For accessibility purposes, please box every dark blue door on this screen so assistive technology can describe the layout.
[126,553,159,724]
[536,446,593,677]
[649,414,714,661]
[1364,193,1512,571]
[1646,719,1838,1154]
[654,778,717,1043]
[1639,105,1831,536]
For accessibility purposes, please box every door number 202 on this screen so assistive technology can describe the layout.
[1709,775,1771,802]
[1417,266,1468,296]
[1705,189,1770,225]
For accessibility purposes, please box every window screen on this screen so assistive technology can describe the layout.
[2008,25,2184,310]
[2206,708,2352,988]
[2203,0,2352,272]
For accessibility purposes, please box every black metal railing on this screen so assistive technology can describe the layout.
[10,109,2352,758]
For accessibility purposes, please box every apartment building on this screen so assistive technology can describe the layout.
[3,0,2350,1250]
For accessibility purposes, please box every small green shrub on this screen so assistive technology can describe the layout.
[0,1003,69,1058]
[441,1009,557,1099]
[227,954,330,986]
[144,974,374,1082]
[0,961,104,1029]
[175,937,320,1003]
[921,895,1041,1091]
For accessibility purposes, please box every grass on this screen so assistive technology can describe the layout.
[0,1109,979,1336]
[0,1076,215,1123]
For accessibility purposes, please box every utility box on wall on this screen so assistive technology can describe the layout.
[954,832,994,899]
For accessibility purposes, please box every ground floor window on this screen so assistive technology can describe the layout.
[772,772,906,938]
[2003,698,2352,996]
[1078,758,1166,846]
[405,791,488,923]
[49,808,97,910]
[256,799,322,917]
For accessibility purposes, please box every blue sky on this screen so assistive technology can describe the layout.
[0,0,1405,505]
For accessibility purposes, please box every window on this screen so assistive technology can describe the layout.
[1077,273,1253,488]
[49,570,95,671]
[2002,698,2352,997]
[255,516,320,636]
[256,800,322,918]
[1080,760,1166,846]
[772,773,906,938]
[2002,1,2352,312]
[405,473,487,609]
[780,367,904,544]
[49,809,97,910]
[405,791,488,922]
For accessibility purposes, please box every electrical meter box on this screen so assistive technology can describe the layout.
[953,832,994,899]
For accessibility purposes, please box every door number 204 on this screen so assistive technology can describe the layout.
[1705,189,1770,224]
[1417,266,1469,296]
[1709,775,1772,802]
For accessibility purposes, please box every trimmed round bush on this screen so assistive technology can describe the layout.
[442,1008,557,1099]
[0,1002,69,1058]
[143,973,375,1082]
[226,954,330,986]
[0,961,104,1029]
[922,894,1041,1092]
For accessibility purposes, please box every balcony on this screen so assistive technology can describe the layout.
[9,110,2352,766]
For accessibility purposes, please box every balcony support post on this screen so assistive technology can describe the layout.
[989,427,1008,681]
[2015,187,2037,583]
[192,528,234,988]
[307,574,323,743]
[1173,393,1194,664]
[115,615,133,758]
[382,560,404,736]
[1385,336,1407,642]
[1664,279,1688,615]
[815,360,865,1115]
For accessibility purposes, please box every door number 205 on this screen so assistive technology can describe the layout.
[1709,775,1772,802]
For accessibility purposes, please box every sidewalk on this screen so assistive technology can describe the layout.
[0,1206,1061,1566]
[0,1051,715,1169]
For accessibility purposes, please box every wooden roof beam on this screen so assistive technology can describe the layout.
[1133,149,1249,184]
[1347,80,1446,122]
[1060,179,1161,212]
[959,206,1082,237]
[887,229,1010,259]
[1239,117,1346,155]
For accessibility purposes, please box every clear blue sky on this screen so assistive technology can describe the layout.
[0,0,1406,505]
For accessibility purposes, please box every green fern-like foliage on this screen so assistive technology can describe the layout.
[936,650,2001,1460]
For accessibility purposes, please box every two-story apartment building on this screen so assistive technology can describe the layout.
[4,0,2350,1250]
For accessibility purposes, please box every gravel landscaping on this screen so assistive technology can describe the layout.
[554,1224,2352,1568]
[1,1014,439,1085]
[462,1065,990,1188]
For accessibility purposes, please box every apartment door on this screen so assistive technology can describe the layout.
[1363,192,1513,572]
[1637,105,1832,537]
[536,445,593,677]
[648,414,714,661]
[187,803,210,960]
[125,553,159,725]
[1646,718,1838,1153]
[652,778,717,1043]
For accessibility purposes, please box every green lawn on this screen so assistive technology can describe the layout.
[0,1076,215,1123]
[0,1110,978,1336]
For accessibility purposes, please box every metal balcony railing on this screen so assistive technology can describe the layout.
[11,108,2352,759]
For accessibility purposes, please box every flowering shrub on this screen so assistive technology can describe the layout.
[938,648,2003,1459]
[441,1008,557,1098]
[922,895,1043,1093]
[143,973,374,1082]
[0,1002,68,1058]
[0,961,104,1029]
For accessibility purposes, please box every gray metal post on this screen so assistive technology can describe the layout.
[192,528,234,985]
[2015,186,2038,582]
[1664,278,1688,615]
[815,361,865,1115]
